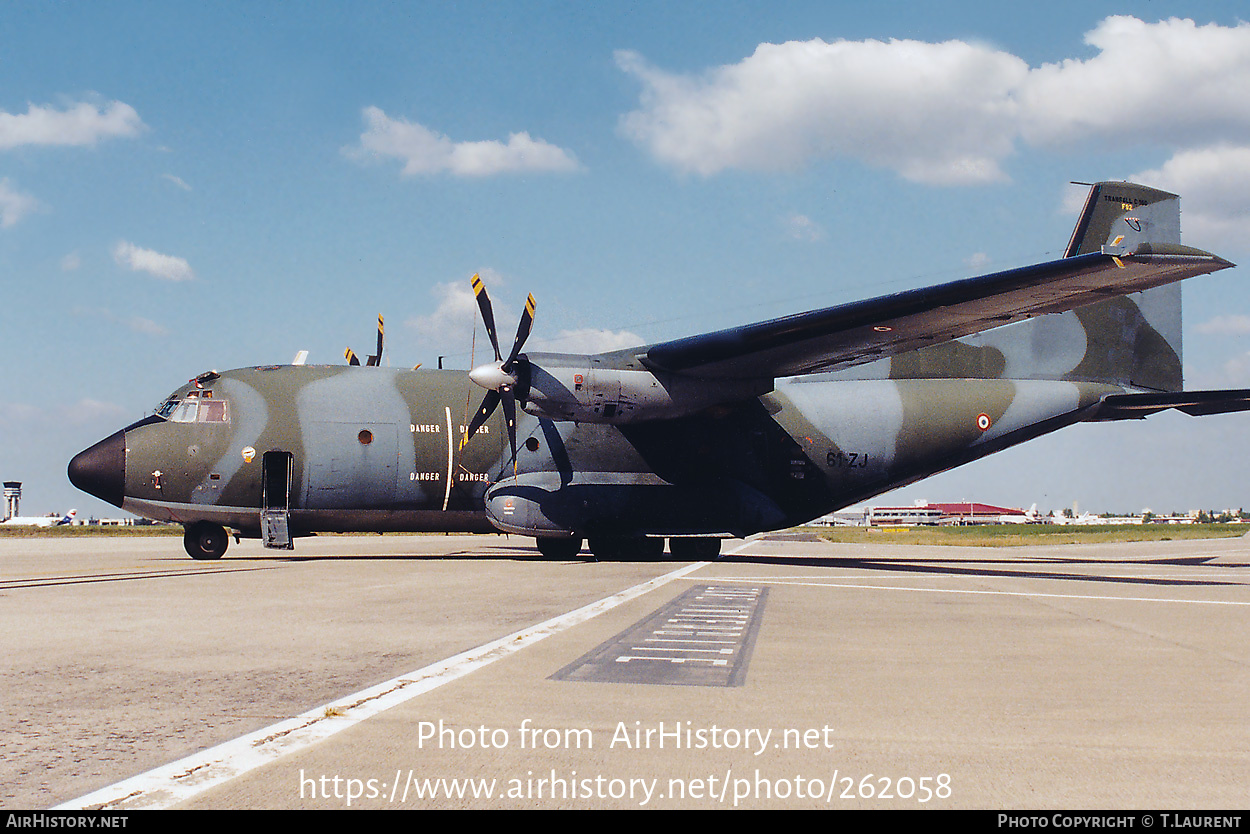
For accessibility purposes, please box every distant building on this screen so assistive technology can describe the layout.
[810,507,870,526]
[867,504,943,526]
[928,502,1032,525]
[864,500,1036,526]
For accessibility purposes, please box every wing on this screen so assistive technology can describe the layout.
[1090,389,1250,421]
[639,244,1232,380]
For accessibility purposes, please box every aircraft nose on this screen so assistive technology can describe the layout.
[68,430,126,508]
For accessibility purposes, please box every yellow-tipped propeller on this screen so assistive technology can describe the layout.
[460,274,535,472]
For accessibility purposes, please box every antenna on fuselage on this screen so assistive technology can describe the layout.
[345,314,384,367]
[366,315,384,366]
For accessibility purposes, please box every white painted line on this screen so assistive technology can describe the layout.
[695,576,1250,606]
[724,538,762,556]
[55,561,709,811]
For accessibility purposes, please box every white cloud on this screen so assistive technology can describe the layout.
[112,240,195,282]
[408,278,485,343]
[2,397,129,429]
[61,252,81,271]
[617,17,1250,186]
[0,179,40,227]
[0,99,145,150]
[405,274,642,361]
[964,252,991,269]
[1196,314,1250,335]
[124,316,167,337]
[162,173,192,191]
[1220,351,1250,387]
[1131,145,1250,247]
[74,306,169,337]
[616,40,1025,183]
[1019,17,1250,148]
[1060,182,1093,216]
[529,328,644,353]
[346,107,582,177]
[784,213,824,241]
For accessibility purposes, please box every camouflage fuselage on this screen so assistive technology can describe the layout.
[115,363,1122,539]
[69,181,1238,554]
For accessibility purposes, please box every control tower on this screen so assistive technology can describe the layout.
[3,482,20,522]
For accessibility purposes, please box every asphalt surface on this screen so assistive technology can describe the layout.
[4,531,1248,809]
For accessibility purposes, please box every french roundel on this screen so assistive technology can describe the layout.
[976,413,992,431]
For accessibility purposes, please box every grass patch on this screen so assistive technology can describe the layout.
[811,524,1248,547]
[0,524,183,538]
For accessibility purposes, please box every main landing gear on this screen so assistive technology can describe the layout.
[184,521,229,560]
[535,537,584,560]
[534,536,722,561]
[667,537,722,559]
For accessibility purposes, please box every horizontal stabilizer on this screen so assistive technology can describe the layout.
[1090,389,1250,421]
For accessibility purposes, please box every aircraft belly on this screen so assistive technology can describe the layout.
[121,496,493,536]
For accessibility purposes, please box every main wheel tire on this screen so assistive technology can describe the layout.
[588,536,665,561]
[535,537,583,560]
[668,537,722,559]
[184,522,229,560]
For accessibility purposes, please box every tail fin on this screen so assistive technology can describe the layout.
[1059,181,1182,391]
[1063,181,1181,257]
[885,181,1185,392]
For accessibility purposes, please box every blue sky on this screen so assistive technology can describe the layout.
[3,1,1249,519]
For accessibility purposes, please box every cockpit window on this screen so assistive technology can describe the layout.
[170,401,198,422]
[199,400,228,422]
[155,397,180,419]
[154,390,229,423]
[163,395,230,423]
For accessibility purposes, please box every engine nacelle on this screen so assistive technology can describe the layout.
[521,352,769,424]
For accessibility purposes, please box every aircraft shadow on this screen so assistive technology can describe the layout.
[720,553,1248,588]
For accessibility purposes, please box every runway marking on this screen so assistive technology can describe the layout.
[551,584,767,687]
[686,576,1250,605]
[54,561,710,811]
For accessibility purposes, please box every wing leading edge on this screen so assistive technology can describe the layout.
[639,244,1232,381]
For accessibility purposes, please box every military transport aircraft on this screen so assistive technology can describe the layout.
[68,182,1248,560]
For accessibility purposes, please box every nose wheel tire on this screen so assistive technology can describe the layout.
[184,522,229,560]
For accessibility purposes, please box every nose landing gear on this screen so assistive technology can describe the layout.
[184,521,229,560]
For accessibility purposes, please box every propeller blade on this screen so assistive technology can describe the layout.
[366,314,384,366]
[460,389,501,450]
[464,275,535,475]
[500,385,518,471]
[471,273,502,362]
[502,294,536,372]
